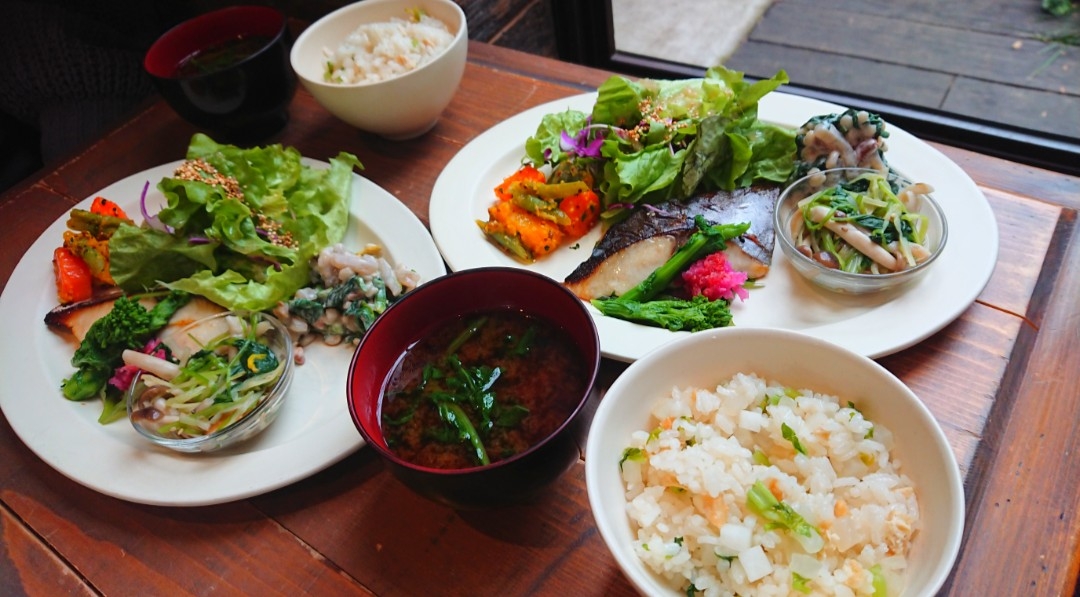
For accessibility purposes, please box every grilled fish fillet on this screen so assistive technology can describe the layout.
[45,293,225,343]
[564,185,780,300]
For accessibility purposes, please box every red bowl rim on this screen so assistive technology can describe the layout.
[144,5,287,79]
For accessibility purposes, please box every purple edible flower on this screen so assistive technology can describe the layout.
[559,119,607,159]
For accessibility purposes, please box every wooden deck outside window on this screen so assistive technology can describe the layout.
[548,0,1080,177]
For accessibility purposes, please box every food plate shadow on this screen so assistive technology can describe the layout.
[454,486,589,548]
[252,449,389,514]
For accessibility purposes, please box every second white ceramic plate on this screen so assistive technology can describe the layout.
[429,91,998,362]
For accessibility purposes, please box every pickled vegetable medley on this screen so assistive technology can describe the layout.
[477,165,601,262]
[792,172,934,274]
[129,313,288,439]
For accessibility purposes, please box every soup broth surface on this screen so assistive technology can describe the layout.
[175,34,271,77]
[382,308,588,469]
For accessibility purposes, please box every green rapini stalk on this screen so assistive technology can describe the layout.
[62,290,191,423]
[592,294,733,332]
[617,217,749,303]
[590,217,749,332]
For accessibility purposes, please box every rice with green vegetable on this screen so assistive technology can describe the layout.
[621,373,919,596]
[322,11,453,85]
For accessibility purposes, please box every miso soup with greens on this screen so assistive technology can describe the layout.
[381,308,589,469]
[173,35,272,78]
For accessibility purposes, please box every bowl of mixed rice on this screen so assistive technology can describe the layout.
[290,0,467,139]
[585,327,963,596]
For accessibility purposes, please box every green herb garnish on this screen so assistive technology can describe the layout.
[746,481,823,553]
[792,572,812,594]
[870,564,887,597]
[620,447,645,471]
[782,422,807,455]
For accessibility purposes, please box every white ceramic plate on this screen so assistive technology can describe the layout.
[429,92,998,362]
[0,161,447,506]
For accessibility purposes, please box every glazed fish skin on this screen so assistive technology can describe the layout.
[564,185,780,300]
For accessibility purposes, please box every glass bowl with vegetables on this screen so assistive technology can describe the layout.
[775,167,948,294]
[125,311,294,453]
[347,267,601,509]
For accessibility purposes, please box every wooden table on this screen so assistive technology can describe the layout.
[1,42,1078,596]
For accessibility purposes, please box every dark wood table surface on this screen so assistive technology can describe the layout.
[2,42,1079,596]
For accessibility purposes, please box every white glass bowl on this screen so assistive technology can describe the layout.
[775,167,948,294]
[126,311,294,453]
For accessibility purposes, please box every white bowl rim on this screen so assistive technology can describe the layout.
[290,0,468,90]
[584,326,965,596]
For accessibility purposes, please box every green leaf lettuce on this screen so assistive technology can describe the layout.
[524,66,796,216]
[109,134,362,311]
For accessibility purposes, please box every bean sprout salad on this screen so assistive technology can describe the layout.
[128,312,290,440]
[792,171,934,275]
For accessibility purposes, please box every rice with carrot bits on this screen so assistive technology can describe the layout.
[621,373,920,596]
[322,10,453,85]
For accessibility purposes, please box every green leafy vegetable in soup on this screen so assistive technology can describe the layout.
[173,35,272,77]
[381,309,589,469]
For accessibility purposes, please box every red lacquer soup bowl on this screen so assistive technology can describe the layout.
[347,267,600,509]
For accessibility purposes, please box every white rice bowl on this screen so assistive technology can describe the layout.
[289,0,467,139]
[585,328,963,597]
